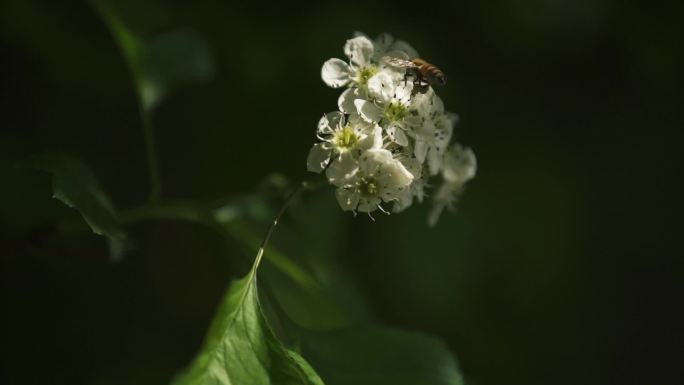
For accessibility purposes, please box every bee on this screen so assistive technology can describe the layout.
[382,56,447,95]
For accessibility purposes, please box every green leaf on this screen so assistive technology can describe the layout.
[299,326,464,385]
[212,199,464,384]
[138,29,215,110]
[93,0,215,111]
[26,153,126,242]
[212,192,358,330]
[171,262,324,385]
[222,220,353,330]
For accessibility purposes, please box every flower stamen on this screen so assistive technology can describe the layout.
[359,177,379,198]
[357,66,379,86]
[333,125,359,151]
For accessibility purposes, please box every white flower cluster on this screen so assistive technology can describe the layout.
[307,32,477,225]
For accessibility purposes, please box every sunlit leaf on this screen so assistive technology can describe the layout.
[217,213,358,330]
[211,195,465,384]
[171,263,324,385]
[299,326,464,385]
[26,153,126,242]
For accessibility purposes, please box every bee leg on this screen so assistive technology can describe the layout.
[410,87,419,99]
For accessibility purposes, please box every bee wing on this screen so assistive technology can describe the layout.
[382,56,417,69]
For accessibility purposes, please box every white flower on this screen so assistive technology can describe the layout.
[311,32,476,221]
[328,149,414,213]
[353,68,430,146]
[356,32,419,62]
[321,33,419,91]
[392,157,426,213]
[337,88,366,124]
[306,111,381,173]
[412,116,453,175]
[321,36,380,90]
[428,144,477,226]
[442,143,477,184]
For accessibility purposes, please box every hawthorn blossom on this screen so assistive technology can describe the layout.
[321,36,380,90]
[310,32,476,223]
[306,111,381,173]
[321,33,419,91]
[428,144,477,226]
[352,69,426,146]
[328,149,413,213]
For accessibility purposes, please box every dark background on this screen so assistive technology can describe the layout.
[1,0,682,384]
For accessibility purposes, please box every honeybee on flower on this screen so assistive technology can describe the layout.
[309,32,476,223]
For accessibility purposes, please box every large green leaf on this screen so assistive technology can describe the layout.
[171,263,324,385]
[299,326,464,385]
[27,153,125,242]
[212,189,370,329]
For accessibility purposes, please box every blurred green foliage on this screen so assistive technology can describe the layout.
[1,0,682,384]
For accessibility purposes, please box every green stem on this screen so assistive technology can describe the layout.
[90,0,162,201]
[250,182,305,275]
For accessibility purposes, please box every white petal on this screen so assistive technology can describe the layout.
[335,188,360,211]
[354,99,383,123]
[355,124,382,156]
[357,197,380,213]
[412,116,434,139]
[433,94,445,114]
[373,33,394,55]
[403,114,422,131]
[394,82,413,103]
[317,115,332,135]
[379,158,414,188]
[367,69,398,101]
[415,140,428,163]
[326,111,345,130]
[338,88,356,114]
[344,36,374,67]
[358,148,394,177]
[427,201,447,227]
[321,58,351,88]
[435,119,453,149]
[447,112,459,127]
[401,157,422,179]
[385,125,397,141]
[326,153,358,187]
[427,146,441,176]
[393,189,413,213]
[395,128,409,146]
[443,144,477,183]
[427,181,462,227]
[370,124,383,148]
[306,143,332,173]
[317,111,345,135]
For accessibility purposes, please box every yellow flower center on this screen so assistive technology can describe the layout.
[358,66,379,86]
[359,178,379,197]
[334,125,359,150]
[384,102,408,122]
